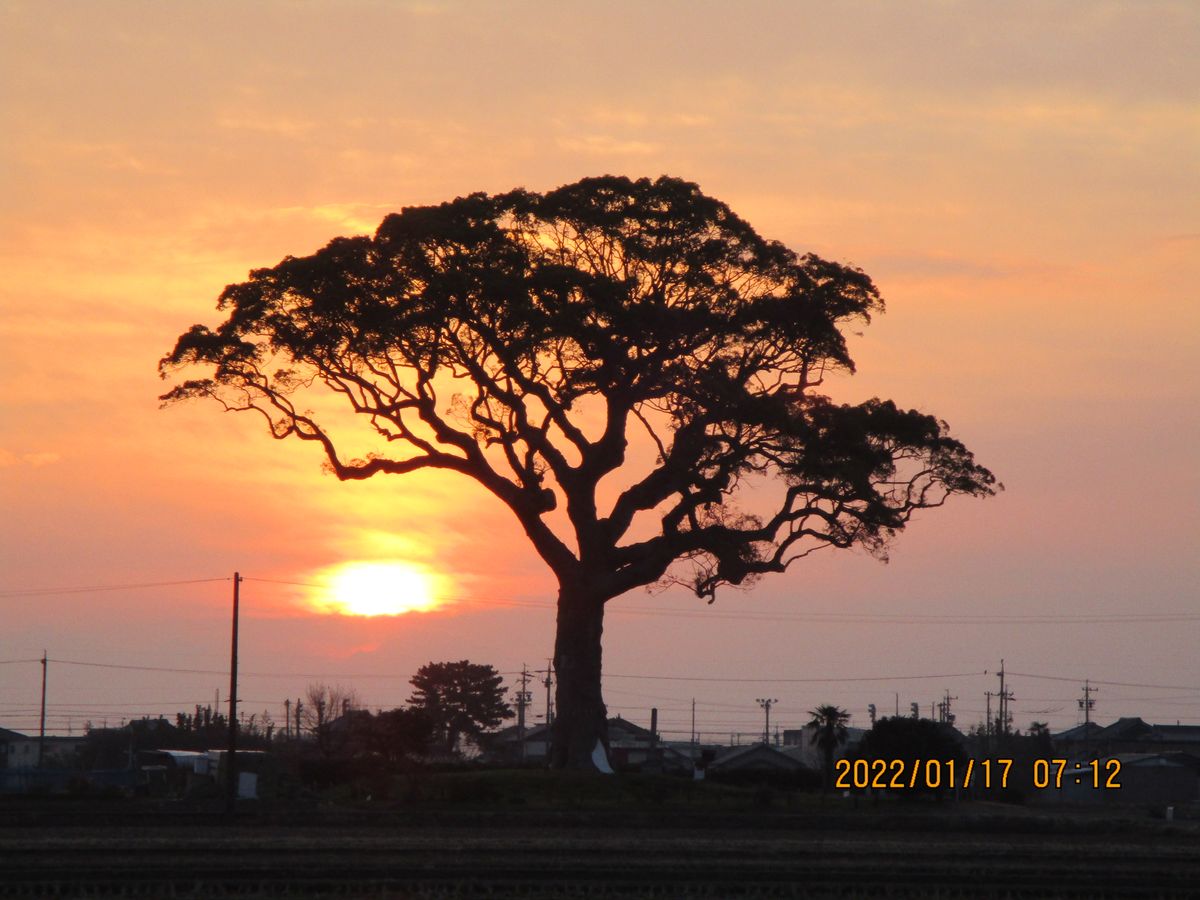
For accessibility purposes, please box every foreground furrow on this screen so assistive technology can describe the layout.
[1,826,1196,899]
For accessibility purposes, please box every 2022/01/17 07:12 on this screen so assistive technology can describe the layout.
[833,758,1123,791]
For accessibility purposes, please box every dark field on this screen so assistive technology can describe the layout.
[2,805,1197,899]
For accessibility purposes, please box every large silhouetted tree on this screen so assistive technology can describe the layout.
[161,175,998,770]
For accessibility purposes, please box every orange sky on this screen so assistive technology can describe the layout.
[2,2,1197,740]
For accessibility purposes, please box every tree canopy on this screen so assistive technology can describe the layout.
[858,717,966,796]
[407,660,512,754]
[161,175,998,769]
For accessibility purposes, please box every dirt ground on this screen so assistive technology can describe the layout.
[1,805,1197,898]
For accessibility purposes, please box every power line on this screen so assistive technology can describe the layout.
[42,657,413,679]
[603,670,985,684]
[6,573,1194,627]
[48,658,230,676]
[480,596,1200,625]
[20,654,1200,697]
[0,577,230,597]
[245,579,1200,625]
[1009,671,1197,691]
[241,576,321,588]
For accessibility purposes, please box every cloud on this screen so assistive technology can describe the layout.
[334,642,382,660]
[15,139,180,176]
[0,450,61,468]
[215,114,317,137]
[556,134,660,156]
[298,203,395,235]
[1158,233,1200,247]
[868,252,1070,284]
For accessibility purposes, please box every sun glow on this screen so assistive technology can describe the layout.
[313,561,442,617]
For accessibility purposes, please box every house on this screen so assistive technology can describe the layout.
[0,727,38,769]
[606,716,692,773]
[0,728,82,771]
[1034,752,1200,808]
[1051,721,1102,750]
[487,722,552,764]
[706,742,820,787]
[1054,719,1200,756]
[781,724,867,770]
[711,742,803,773]
[488,716,692,773]
[1113,753,1200,806]
[0,728,95,794]
[1150,725,1200,751]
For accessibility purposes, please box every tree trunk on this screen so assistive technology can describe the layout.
[550,583,611,771]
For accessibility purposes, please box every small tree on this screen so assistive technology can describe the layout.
[161,175,998,769]
[808,704,851,788]
[408,660,512,755]
[302,683,360,758]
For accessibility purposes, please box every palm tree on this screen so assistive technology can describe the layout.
[808,704,851,789]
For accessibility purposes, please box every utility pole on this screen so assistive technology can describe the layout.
[542,658,554,726]
[937,690,957,725]
[755,698,777,745]
[295,699,303,739]
[284,699,291,739]
[691,698,697,769]
[38,652,47,768]
[997,660,1014,737]
[985,691,994,743]
[1078,679,1097,727]
[1079,679,1097,757]
[515,664,533,761]
[225,572,242,815]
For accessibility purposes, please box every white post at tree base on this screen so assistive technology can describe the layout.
[592,739,614,774]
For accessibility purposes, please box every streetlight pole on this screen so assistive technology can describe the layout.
[756,698,778,746]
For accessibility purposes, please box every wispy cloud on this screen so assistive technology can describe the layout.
[556,134,660,156]
[215,114,317,137]
[0,449,61,468]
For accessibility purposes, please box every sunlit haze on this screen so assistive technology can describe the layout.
[1,1,1196,744]
[314,562,442,618]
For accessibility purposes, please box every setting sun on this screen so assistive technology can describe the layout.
[313,561,442,617]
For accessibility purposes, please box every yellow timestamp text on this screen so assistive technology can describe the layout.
[833,758,1122,791]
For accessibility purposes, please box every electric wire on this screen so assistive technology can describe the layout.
[4,574,1195,735]
[1009,671,1197,691]
[5,574,1196,625]
[12,656,1196,695]
[0,577,231,597]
